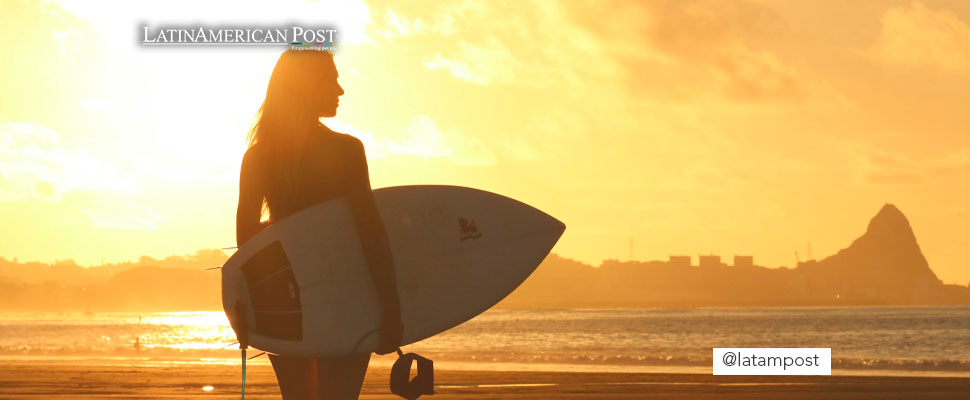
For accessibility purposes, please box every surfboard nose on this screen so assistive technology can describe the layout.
[490,193,565,251]
[507,203,565,261]
[536,213,566,256]
[527,203,565,235]
[536,212,566,245]
[548,215,566,235]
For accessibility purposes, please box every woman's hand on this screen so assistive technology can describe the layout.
[375,311,403,355]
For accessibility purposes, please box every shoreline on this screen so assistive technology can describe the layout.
[3,304,969,315]
[2,357,970,379]
[1,362,969,399]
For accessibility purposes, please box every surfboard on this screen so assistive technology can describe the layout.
[221,185,564,357]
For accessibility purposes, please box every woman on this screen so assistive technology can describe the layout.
[236,49,403,399]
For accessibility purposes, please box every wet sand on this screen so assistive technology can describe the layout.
[0,361,968,399]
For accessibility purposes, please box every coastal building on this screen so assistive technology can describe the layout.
[668,255,691,268]
[734,255,754,268]
[699,255,721,268]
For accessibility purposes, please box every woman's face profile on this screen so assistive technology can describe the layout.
[311,57,344,118]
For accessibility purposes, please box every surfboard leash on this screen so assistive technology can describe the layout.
[389,349,434,399]
[241,347,247,400]
[228,301,251,400]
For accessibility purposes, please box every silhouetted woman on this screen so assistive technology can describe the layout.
[236,49,403,399]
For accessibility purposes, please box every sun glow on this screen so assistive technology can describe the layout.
[1,0,969,286]
[140,312,228,327]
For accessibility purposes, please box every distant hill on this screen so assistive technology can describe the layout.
[795,204,945,303]
[0,250,225,311]
[0,204,966,311]
[0,249,227,285]
[498,203,970,308]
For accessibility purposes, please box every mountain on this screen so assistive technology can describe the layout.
[795,204,944,303]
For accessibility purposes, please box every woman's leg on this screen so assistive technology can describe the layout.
[269,353,318,399]
[316,352,371,400]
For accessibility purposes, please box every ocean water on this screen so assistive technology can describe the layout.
[0,306,967,376]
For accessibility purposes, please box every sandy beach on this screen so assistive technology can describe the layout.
[0,361,968,400]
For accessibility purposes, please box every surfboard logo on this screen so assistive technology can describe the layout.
[458,217,482,241]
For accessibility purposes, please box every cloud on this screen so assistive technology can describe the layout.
[371,0,832,102]
[847,144,970,185]
[81,198,163,230]
[633,0,822,102]
[372,0,606,88]
[708,42,806,101]
[0,122,139,202]
[873,1,970,71]
[422,53,491,84]
[0,122,164,231]
[401,114,495,165]
[329,115,495,165]
[375,5,459,39]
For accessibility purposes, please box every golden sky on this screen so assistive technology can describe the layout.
[1,0,968,284]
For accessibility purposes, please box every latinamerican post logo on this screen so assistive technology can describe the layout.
[140,25,338,50]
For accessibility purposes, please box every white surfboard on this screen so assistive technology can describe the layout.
[221,185,564,357]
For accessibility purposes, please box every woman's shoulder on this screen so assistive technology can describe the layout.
[239,144,267,182]
[317,124,365,152]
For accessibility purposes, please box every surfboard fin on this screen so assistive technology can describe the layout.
[228,301,250,350]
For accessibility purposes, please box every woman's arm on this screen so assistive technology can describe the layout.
[236,149,265,247]
[345,138,403,354]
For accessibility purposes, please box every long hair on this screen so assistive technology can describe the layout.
[247,49,335,222]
